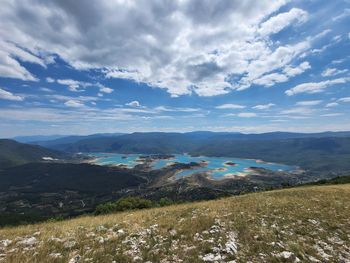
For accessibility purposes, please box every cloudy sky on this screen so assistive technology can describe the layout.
[0,0,349,137]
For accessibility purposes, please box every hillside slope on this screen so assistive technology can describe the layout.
[0,139,67,169]
[1,184,349,262]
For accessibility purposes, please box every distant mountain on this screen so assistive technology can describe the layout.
[34,131,350,152]
[37,131,350,154]
[32,131,350,176]
[32,133,125,148]
[13,135,68,143]
[0,139,67,169]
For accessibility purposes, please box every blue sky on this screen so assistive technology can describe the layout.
[0,0,349,137]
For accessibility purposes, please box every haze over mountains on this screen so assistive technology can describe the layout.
[13,131,349,176]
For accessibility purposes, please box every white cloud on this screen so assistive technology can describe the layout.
[226,112,257,118]
[285,77,350,96]
[0,40,44,81]
[296,100,322,106]
[57,79,89,92]
[46,77,55,83]
[154,106,200,112]
[215,104,246,109]
[0,1,315,97]
[259,8,308,36]
[338,97,350,103]
[321,67,348,77]
[253,103,275,110]
[283,61,311,77]
[253,73,288,87]
[126,100,140,107]
[99,85,113,94]
[321,113,343,117]
[332,9,350,21]
[281,107,315,115]
[237,112,257,118]
[236,40,311,90]
[40,87,53,93]
[44,94,98,102]
[64,100,85,108]
[326,102,339,107]
[252,61,311,88]
[57,79,113,94]
[0,87,24,101]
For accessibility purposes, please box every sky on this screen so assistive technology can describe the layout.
[0,0,349,137]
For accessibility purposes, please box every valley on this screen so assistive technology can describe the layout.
[1,131,350,227]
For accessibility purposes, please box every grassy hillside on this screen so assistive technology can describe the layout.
[0,139,67,169]
[1,184,349,262]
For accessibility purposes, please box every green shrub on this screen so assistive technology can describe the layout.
[95,197,154,214]
[158,197,173,207]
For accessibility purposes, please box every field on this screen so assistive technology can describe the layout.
[1,184,349,262]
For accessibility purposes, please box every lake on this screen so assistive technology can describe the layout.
[89,153,294,179]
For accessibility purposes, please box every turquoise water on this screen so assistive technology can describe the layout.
[89,153,294,179]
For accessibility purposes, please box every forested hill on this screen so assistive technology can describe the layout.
[0,139,67,169]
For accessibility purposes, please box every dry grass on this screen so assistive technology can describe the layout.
[1,184,350,262]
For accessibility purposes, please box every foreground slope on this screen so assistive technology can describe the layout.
[1,185,349,262]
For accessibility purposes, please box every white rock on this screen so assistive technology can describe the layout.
[201,253,222,261]
[117,229,125,235]
[68,255,81,263]
[0,240,12,247]
[49,253,62,258]
[63,240,76,249]
[18,237,38,246]
[225,232,238,255]
[278,251,293,259]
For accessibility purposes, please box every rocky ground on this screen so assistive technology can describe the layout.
[0,184,349,262]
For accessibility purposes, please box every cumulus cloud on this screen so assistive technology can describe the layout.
[251,61,311,88]
[332,8,350,21]
[0,87,24,101]
[215,104,245,109]
[253,103,275,110]
[281,107,315,115]
[226,112,257,118]
[57,79,89,92]
[154,106,200,112]
[57,79,111,93]
[258,8,308,36]
[285,77,350,96]
[338,97,350,103]
[236,112,257,118]
[326,102,339,107]
[46,77,55,83]
[321,67,348,77]
[296,100,322,106]
[64,100,85,108]
[283,62,311,77]
[126,100,140,107]
[0,0,315,97]
[99,85,113,94]
[0,40,44,81]
[321,113,343,117]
